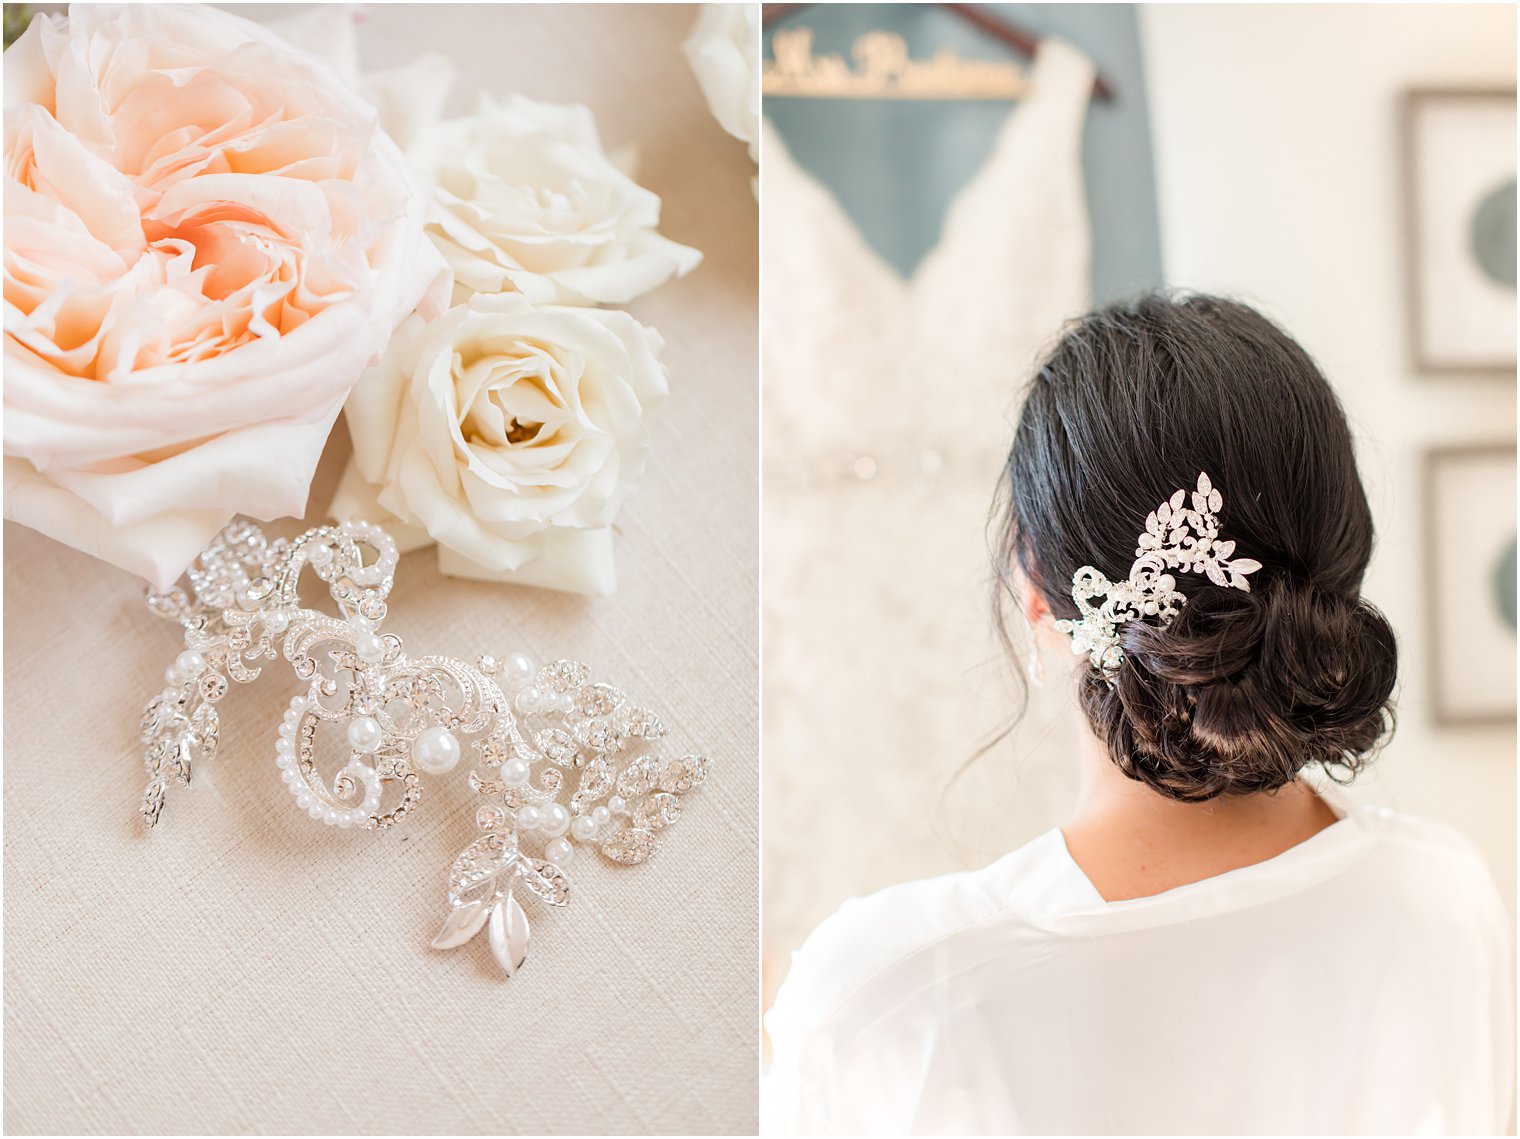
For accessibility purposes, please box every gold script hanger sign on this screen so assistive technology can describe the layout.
[762,27,1031,101]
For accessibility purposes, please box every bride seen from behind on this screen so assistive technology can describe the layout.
[762,293,1512,1135]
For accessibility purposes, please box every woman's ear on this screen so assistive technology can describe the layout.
[1019,575,1052,630]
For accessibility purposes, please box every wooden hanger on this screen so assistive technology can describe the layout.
[760,2,1118,103]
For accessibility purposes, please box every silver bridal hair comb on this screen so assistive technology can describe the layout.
[139,519,710,978]
[1054,472,1262,678]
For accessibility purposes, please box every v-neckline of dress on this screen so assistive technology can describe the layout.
[762,37,1091,301]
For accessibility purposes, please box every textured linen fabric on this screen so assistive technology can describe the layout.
[763,804,1514,1135]
[760,39,1094,1012]
[2,6,758,1135]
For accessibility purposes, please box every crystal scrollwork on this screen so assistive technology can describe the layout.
[139,519,711,977]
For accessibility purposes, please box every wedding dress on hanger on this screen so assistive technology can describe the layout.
[761,39,1095,997]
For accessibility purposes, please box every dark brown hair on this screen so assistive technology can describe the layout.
[994,293,1397,802]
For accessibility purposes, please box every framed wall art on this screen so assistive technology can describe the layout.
[1401,88,1517,376]
[1423,443,1518,726]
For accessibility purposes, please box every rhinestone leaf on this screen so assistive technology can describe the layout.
[572,683,624,719]
[616,703,667,739]
[631,792,682,831]
[536,660,589,693]
[600,825,657,865]
[140,780,166,828]
[573,718,620,754]
[189,701,219,763]
[447,832,519,905]
[514,858,570,907]
[570,758,614,815]
[658,755,709,794]
[535,728,581,767]
[616,755,659,799]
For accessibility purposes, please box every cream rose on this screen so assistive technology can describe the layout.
[683,5,760,166]
[3,3,444,589]
[331,292,668,596]
[408,93,701,306]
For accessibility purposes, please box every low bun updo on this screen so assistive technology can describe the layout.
[997,293,1397,802]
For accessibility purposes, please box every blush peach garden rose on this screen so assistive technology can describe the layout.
[3,3,444,589]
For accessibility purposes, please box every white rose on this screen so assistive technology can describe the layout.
[331,292,668,596]
[683,4,760,164]
[409,94,701,306]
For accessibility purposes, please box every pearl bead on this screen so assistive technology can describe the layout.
[571,815,599,842]
[515,805,542,831]
[276,739,293,756]
[175,651,206,677]
[540,803,570,838]
[264,610,289,634]
[296,792,312,808]
[515,687,542,714]
[502,653,535,690]
[276,753,293,770]
[348,613,375,632]
[307,804,324,819]
[164,666,183,687]
[545,838,574,866]
[501,758,530,787]
[346,716,383,754]
[308,543,333,567]
[337,815,352,829]
[323,809,338,825]
[411,726,460,775]
[355,632,386,664]
[603,797,623,816]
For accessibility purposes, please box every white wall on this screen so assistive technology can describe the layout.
[1139,3,1516,916]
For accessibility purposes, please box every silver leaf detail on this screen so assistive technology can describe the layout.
[430,896,492,949]
[488,891,530,978]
